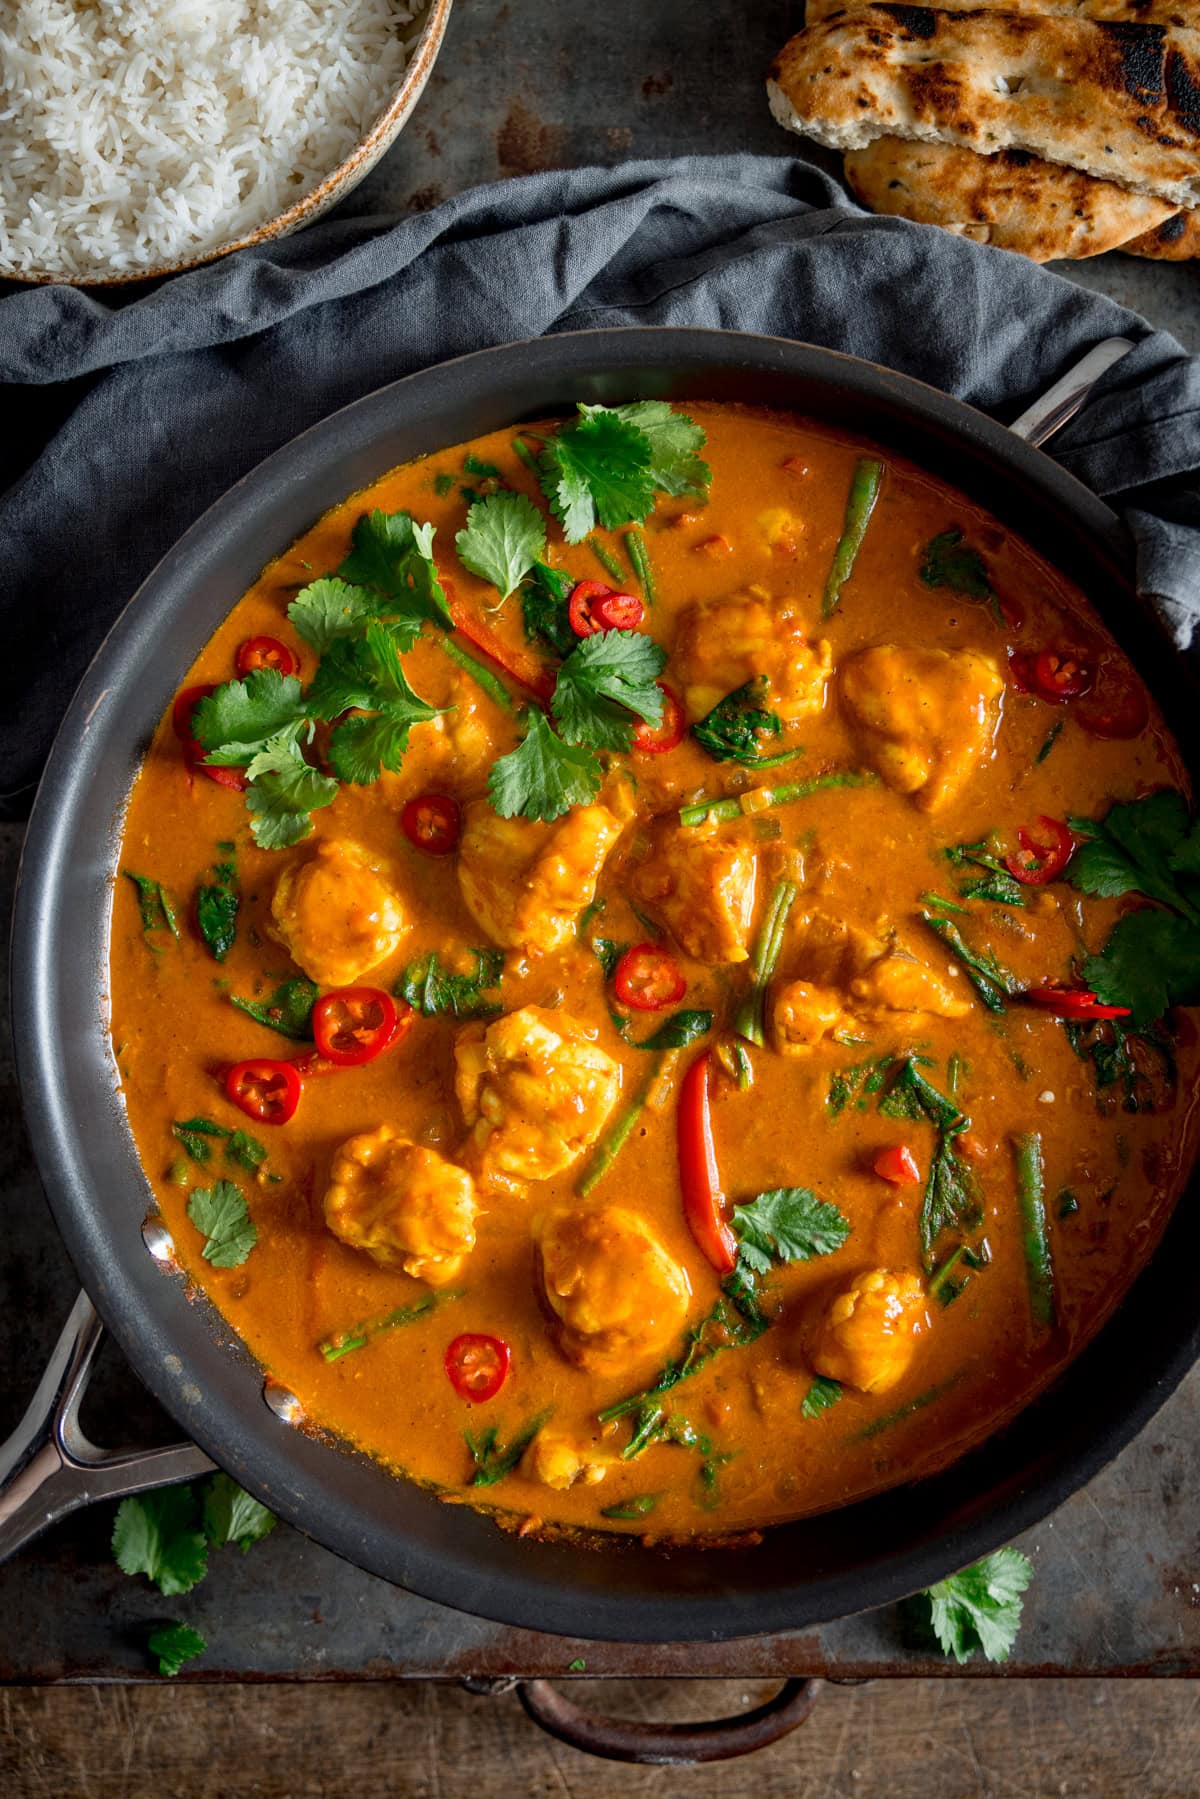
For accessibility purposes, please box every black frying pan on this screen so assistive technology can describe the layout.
[10,328,1200,1643]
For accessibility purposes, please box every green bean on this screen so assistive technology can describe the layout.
[1013,1131,1056,1329]
[733,879,797,1048]
[821,457,883,617]
[624,528,656,604]
[588,536,626,583]
[318,1289,464,1362]
[511,435,541,474]
[679,769,878,829]
[577,1059,662,1197]
[437,636,514,711]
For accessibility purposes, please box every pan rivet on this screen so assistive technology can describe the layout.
[141,1216,178,1265]
[263,1380,304,1426]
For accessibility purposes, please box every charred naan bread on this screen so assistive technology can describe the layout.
[1124,207,1200,253]
[768,9,1200,210]
[806,0,1199,21]
[844,138,1176,259]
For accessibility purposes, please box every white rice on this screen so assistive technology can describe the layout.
[0,0,426,278]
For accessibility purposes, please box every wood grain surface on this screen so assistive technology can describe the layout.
[3,1679,1199,1797]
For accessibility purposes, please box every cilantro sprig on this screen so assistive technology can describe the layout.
[455,491,546,599]
[537,402,710,544]
[1070,790,1200,1026]
[908,1549,1034,1663]
[187,1178,257,1268]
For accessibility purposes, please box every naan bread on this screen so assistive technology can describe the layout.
[768,9,1200,209]
[1123,207,1200,252]
[806,0,1199,22]
[843,137,1176,259]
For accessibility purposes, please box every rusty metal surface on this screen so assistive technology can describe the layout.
[1,814,1198,1681]
[2,2,1197,1679]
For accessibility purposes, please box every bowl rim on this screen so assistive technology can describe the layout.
[0,0,453,290]
[13,325,1200,1642]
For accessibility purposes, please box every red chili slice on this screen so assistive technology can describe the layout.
[171,684,248,791]
[224,1058,302,1124]
[1074,663,1151,740]
[593,590,645,632]
[311,988,402,1067]
[1011,648,1093,705]
[613,944,687,1012]
[568,580,613,637]
[633,682,686,755]
[401,793,462,856]
[445,1333,511,1403]
[1024,983,1131,1021]
[236,636,299,678]
[873,1144,922,1186]
[677,1049,737,1274]
[1004,815,1075,886]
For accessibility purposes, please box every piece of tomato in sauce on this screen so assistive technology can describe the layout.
[401,793,462,857]
[311,988,405,1067]
[172,684,248,791]
[1074,661,1151,740]
[225,1058,302,1124]
[613,944,686,1012]
[235,636,299,678]
[873,1144,922,1185]
[1005,816,1074,886]
[445,1333,511,1403]
[633,682,685,755]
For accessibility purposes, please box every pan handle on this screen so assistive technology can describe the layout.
[514,1675,822,1764]
[0,1291,214,1563]
[1007,336,1135,449]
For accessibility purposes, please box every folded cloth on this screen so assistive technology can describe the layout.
[2,154,1198,815]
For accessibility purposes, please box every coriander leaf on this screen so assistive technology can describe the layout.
[920,1549,1034,1664]
[455,491,546,599]
[328,697,441,785]
[172,1118,224,1164]
[224,1129,267,1173]
[522,560,576,657]
[287,577,377,653]
[919,529,991,600]
[600,401,711,498]
[1083,909,1200,1028]
[1069,791,1198,919]
[112,1489,208,1597]
[202,1472,277,1552]
[800,1375,842,1419]
[191,671,308,763]
[148,1621,206,1678]
[124,872,180,941]
[195,879,238,962]
[187,1180,258,1268]
[338,509,452,632]
[396,948,505,1019]
[539,411,656,543]
[552,629,667,749]
[244,736,339,850]
[230,976,318,1039]
[467,1410,552,1488]
[732,1187,851,1274]
[693,679,782,764]
[634,1008,713,1051]
[488,708,601,822]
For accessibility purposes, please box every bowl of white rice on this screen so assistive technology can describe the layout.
[1,0,452,285]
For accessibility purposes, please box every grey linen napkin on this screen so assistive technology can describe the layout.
[2,154,1198,816]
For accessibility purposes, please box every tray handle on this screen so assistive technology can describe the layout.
[0,1291,214,1563]
[514,1674,822,1764]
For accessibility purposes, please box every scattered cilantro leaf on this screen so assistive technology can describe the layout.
[539,410,657,542]
[396,948,505,1019]
[243,736,339,849]
[488,708,602,822]
[230,976,317,1039]
[112,1489,208,1597]
[827,1053,896,1117]
[521,560,576,657]
[1069,791,1199,918]
[1083,910,1200,1028]
[187,1179,258,1268]
[552,629,666,750]
[633,1008,713,1051]
[601,401,711,498]
[455,491,546,599]
[732,1188,851,1274]
[195,860,238,962]
[191,671,309,764]
[287,577,378,653]
[466,1410,552,1488]
[919,529,1001,626]
[884,1059,983,1266]
[801,1375,843,1419]
[916,1549,1034,1664]
[338,509,451,634]
[202,1472,277,1552]
[148,1621,206,1678]
[693,679,783,765]
[327,670,442,785]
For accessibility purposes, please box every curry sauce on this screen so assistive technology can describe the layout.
[108,403,1200,1539]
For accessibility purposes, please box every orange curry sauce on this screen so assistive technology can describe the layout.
[108,403,1200,1540]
